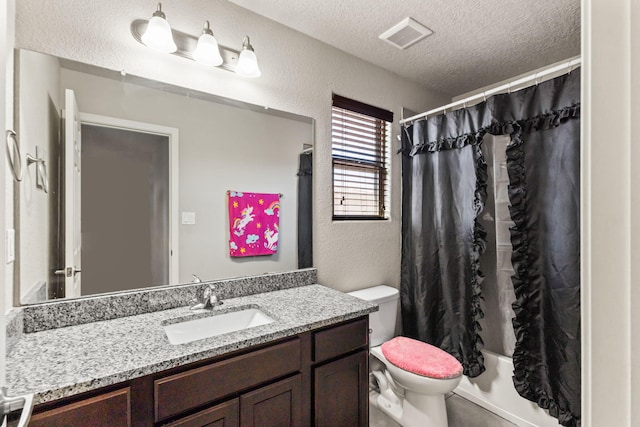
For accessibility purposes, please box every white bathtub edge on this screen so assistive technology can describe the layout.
[453,349,561,427]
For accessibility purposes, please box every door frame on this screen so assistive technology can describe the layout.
[78,112,180,285]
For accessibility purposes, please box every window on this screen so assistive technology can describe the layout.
[332,94,393,220]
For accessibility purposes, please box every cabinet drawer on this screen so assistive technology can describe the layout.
[163,398,239,427]
[155,339,301,422]
[29,387,131,427]
[313,318,368,362]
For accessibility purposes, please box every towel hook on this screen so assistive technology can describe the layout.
[26,146,49,194]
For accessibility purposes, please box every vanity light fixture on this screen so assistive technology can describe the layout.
[132,3,261,77]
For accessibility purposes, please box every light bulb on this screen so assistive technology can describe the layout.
[141,3,177,54]
[236,36,261,78]
[193,21,223,66]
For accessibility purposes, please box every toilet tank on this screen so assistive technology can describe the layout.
[348,285,399,347]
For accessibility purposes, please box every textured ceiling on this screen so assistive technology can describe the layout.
[227,0,580,97]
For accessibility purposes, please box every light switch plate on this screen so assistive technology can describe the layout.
[6,229,15,264]
[182,212,196,225]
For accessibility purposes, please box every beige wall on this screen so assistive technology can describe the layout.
[631,0,640,421]
[14,0,451,300]
[3,0,14,315]
[15,50,62,302]
[581,0,638,425]
[0,0,15,384]
[61,68,310,284]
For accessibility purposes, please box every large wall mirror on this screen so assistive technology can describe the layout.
[13,49,314,306]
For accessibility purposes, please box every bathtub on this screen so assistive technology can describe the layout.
[454,349,561,427]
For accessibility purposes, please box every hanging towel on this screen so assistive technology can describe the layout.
[228,191,280,257]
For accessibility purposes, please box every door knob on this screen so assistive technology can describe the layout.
[54,267,82,277]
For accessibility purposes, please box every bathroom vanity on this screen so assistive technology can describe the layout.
[27,317,368,427]
[6,271,376,427]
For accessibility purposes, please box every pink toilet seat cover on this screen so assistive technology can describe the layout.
[381,336,463,379]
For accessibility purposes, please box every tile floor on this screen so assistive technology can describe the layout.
[370,393,518,427]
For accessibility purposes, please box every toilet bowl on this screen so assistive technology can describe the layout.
[348,286,463,427]
[370,337,462,427]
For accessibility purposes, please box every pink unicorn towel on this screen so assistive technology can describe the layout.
[228,191,280,257]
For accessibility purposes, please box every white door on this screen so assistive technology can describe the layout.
[63,89,82,298]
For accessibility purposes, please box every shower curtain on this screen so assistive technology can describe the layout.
[401,70,580,426]
[400,130,488,378]
[297,151,313,268]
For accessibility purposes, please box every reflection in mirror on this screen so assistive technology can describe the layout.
[15,49,314,305]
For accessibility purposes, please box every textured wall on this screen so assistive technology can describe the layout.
[14,0,450,295]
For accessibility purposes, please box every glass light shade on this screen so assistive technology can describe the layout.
[141,15,177,53]
[193,33,223,66]
[236,49,261,78]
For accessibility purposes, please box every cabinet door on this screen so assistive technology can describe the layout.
[155,339,301,422]
[314,351,368,427]
[240,375,302,427]
[163,399,238,427]
[29,388,131,427]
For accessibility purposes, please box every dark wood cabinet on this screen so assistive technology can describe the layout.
[154,339,301,423]
[163,399,239,427]
[27,317,369,427]
[165,374,302,427]
[29,387,131,427]
[240,375,302,427]
[313,317,368,363]
[314,351,368,427]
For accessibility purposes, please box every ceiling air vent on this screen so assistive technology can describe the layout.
[379,17,433,50]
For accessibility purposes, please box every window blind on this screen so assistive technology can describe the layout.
[332,95,392,220]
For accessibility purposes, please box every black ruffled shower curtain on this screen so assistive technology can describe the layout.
[401,71,580,426]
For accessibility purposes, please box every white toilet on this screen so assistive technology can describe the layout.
[348,285,463,427]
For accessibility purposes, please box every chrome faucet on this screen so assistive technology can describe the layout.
[190,284,223,310]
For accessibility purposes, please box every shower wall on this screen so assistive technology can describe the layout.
[478,135,517,357]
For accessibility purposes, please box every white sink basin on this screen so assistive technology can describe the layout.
[163,308,275,345]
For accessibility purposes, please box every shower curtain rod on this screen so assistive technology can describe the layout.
[400,57,582,126]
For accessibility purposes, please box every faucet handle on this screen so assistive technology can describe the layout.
[190,284,222,310]
[209,294,219,306]
[202,285,213,299]
[205,285,223,307]
[190,285,208,308]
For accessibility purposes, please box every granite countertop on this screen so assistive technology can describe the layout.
[6,284,376,405]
